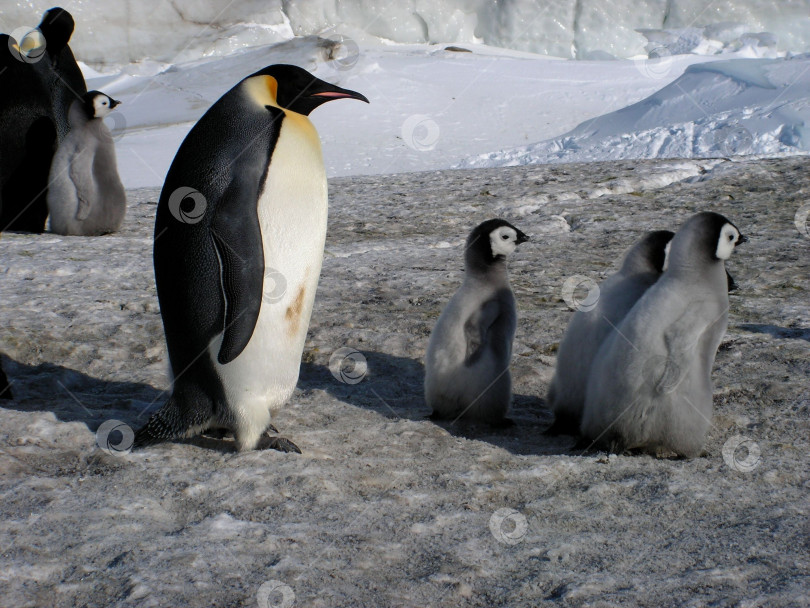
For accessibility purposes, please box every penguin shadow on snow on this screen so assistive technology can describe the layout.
[0,355,162,435]
[298,350,570,457]
[738,323,810,342]
[298,350,425,420]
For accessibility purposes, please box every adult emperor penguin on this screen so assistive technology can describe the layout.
[0,33,56,232]
[425,219,529,425]
[546,230,674,435]
[47,91,126,236]
[581,212,746,457]
[134,65,368,452]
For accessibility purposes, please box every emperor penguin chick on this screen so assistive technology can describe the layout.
[47,91,126,236]
[134,65,368,452]
[425,219,529,424]
[581,212,746,457]
[546,230,674,435]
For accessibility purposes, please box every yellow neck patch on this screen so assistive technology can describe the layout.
[243,75,279,108]
[242,74,320,148]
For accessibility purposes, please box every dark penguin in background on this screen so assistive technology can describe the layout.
[37,7,87,141]
[135,65,368,452]
[0,7,86,232]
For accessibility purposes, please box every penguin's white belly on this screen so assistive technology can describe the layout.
[214,115,327,422]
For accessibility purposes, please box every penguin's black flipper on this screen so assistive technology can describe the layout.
[210,188,265,365]
[726,269,738,292]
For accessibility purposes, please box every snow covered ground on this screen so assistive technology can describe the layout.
[78,40,810,188]
[1,157,808,607]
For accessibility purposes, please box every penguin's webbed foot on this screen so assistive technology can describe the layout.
[257,432,302,454]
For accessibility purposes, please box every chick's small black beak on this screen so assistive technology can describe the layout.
[737,234,748,244]
[516,232,530,245]
[110,98,121,109]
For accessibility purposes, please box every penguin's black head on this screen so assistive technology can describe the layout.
[243,64,368,116]
[82,90,120,119]
[623,229,675,275]
[697,211,746,261]
[670,211,746,268]
[38,7,75,55]
[465,218,529,269]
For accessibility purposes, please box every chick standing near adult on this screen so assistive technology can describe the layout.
[425,219,529,425]
[47,91,126,235]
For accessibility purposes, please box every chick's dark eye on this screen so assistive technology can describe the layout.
[502,234,509,240]
[728,235,733,240]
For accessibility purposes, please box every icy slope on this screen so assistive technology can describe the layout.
[461,54,810,168]
[99,42,723,188]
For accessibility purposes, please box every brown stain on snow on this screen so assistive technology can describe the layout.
[285,284,306,336]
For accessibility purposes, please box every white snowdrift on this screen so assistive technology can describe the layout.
[460,54,810,168]
[99,41,722,188]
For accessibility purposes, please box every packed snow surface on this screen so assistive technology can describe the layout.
[1,157,808,607]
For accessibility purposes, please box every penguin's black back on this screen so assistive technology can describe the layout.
[0,34,56,232]
[154,78,284,398]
